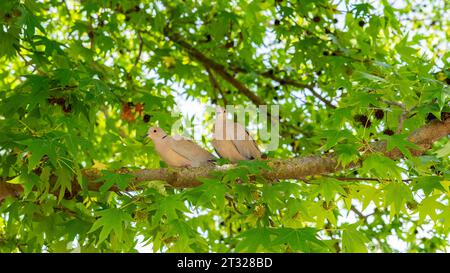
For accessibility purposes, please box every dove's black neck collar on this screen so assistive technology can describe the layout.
[162,135,168,139]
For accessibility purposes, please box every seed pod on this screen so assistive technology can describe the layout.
[426,113,437,121]
[354,114,371,128]
[406,201,418,210]
[374,109,384,120]
[62,104,72,113]
[143,114,151,123]
[225,41,234,48]
[354,114,367,124]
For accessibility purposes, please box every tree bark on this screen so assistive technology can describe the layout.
[1,118,449,202]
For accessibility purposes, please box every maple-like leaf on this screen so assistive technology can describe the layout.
[88,208,133,245]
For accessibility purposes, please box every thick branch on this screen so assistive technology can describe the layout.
[1,118,449,202]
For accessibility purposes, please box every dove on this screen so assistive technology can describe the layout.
[212,107,262,163]
[147,127,216,167]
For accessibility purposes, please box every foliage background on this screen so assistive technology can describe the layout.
[0,0,449,252]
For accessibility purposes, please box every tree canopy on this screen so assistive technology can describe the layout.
[0,0,449,253]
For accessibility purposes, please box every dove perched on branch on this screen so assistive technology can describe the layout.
[147,127,216,167]
[212,107,262,163]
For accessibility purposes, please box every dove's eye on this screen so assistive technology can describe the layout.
[153,130,157,133]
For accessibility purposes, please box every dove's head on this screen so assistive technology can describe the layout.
[147,127,167,140]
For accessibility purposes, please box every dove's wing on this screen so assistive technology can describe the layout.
[168,136,216,167]
[212,123,247,162]
[230,122,261,160]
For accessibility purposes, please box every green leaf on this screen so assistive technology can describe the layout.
[222,167,251,183]
[88,208,133,245]
[55,167,72,201]
[384,134,422,159]
[235,227,273,252]
[354,71,387,83]
[335,143,360,166]
[0,27,19,58]
[96,170,133,192]
[319,130,357,150]
[436,141,450,158]
[18,138,57,172]
[272,227,329,252]
[342,225,369,253]
[418,195,443,223]
[384,182,413,216]
[314,178,348,202]
[150,194,188,224]
[187,178,227,210]
[361,154,403,181]
[344,92,383,107]
[412,176,445,196]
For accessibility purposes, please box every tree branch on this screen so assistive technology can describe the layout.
[323,176,413,183]
[206,67,227,106]
[161,30,329,140]
[276,79,337,109]
[164,31,266,106]
[231,66,337,109]
[1,117,448,202]
[133,31,144,67]
[162,29,336,109]
[350,205,368,223]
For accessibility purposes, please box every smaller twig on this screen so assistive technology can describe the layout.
[206,67,227,106]
[396,111,409,134]
[16,50,31,66]
[381,99,409,134]
[164,30,266,106]
[225,193,242,214]
[350,205,368,223]
[88,18,94,50]
[230,65,337,109]
[134,31,144,67]
[324,176,413,183]
[380,99,406,110]
[18,119,37,135]
[365,209,379,218]
[63,0,72,19]
[16,49,44,74]
[292,94,307,105]
[49,85,78,91]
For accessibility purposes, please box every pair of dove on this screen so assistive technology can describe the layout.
[146,107,261,167]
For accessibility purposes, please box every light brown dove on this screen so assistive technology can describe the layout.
[212,107,261,163]
[147,127,216,167]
